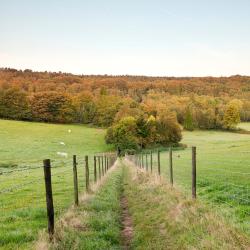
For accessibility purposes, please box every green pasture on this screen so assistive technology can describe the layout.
[0,119,250,248]
[0,119,112,249]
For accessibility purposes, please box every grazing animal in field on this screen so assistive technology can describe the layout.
[57,152,68,158]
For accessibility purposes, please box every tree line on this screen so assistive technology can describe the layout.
[0,68,249,149]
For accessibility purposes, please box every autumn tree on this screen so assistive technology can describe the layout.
[93,95,122,127]
[0,88,31,120]
[223,102,241,130]
[30,92,74,123]
[156,111,182,145]
[72,92,96,123]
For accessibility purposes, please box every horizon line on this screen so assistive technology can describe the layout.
[1,66,249,79]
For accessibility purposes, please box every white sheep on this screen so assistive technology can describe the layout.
[57,152,68,158]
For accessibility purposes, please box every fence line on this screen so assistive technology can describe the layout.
[42,152,117,237]
[125,146,250,223]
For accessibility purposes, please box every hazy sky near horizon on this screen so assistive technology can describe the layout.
[0,0,250,76]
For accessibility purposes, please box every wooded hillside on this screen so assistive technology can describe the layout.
[0,68,249,131]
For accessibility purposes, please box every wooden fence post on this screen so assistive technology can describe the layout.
[98,156,101,179]
[169,147,173,186]
[106,156,109,171]
[94,156,97,182]
[157,150,161,175]
[192,146,197,199]
[146,153,148,171]
[150,151,153,173]
[104,155,107,174]
[43,159,54,237]
[85,155,90,192]
[73,155,79,206]
[101,155,104,176]
[142,153,144,168]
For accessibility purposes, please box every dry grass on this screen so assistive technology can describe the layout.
[123,159,250,250]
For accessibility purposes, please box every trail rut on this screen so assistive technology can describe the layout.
[121,195,133,250]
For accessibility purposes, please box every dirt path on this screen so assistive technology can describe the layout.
[120,195,133,250]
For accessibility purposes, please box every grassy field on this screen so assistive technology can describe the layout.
[0,119,250,248]
[0,119,112,249]
[40,162,250,249]
[238,122,250,131]
[145,127,250,235]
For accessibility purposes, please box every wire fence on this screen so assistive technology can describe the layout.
[0,152,118,241]
[126,146,250,233]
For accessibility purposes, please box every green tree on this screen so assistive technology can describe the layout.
[105,116,138,151]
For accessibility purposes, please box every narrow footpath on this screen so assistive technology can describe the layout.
[120,195,133,250]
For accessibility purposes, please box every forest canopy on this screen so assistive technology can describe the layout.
[0,68,249,149]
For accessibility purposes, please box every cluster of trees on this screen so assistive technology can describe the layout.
[0,68,249,148]
[105,112,182,150]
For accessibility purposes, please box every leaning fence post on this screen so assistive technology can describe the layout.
[150,151,153,173]
[73,155,79,206]
[169,147,173,186]
[94,156,97,182]
[43,159,54,238]
[192,146,197,199]
[85,155,90,192]
[157,150,161,175]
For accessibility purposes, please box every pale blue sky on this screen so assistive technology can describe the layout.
[0,0,249,76]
